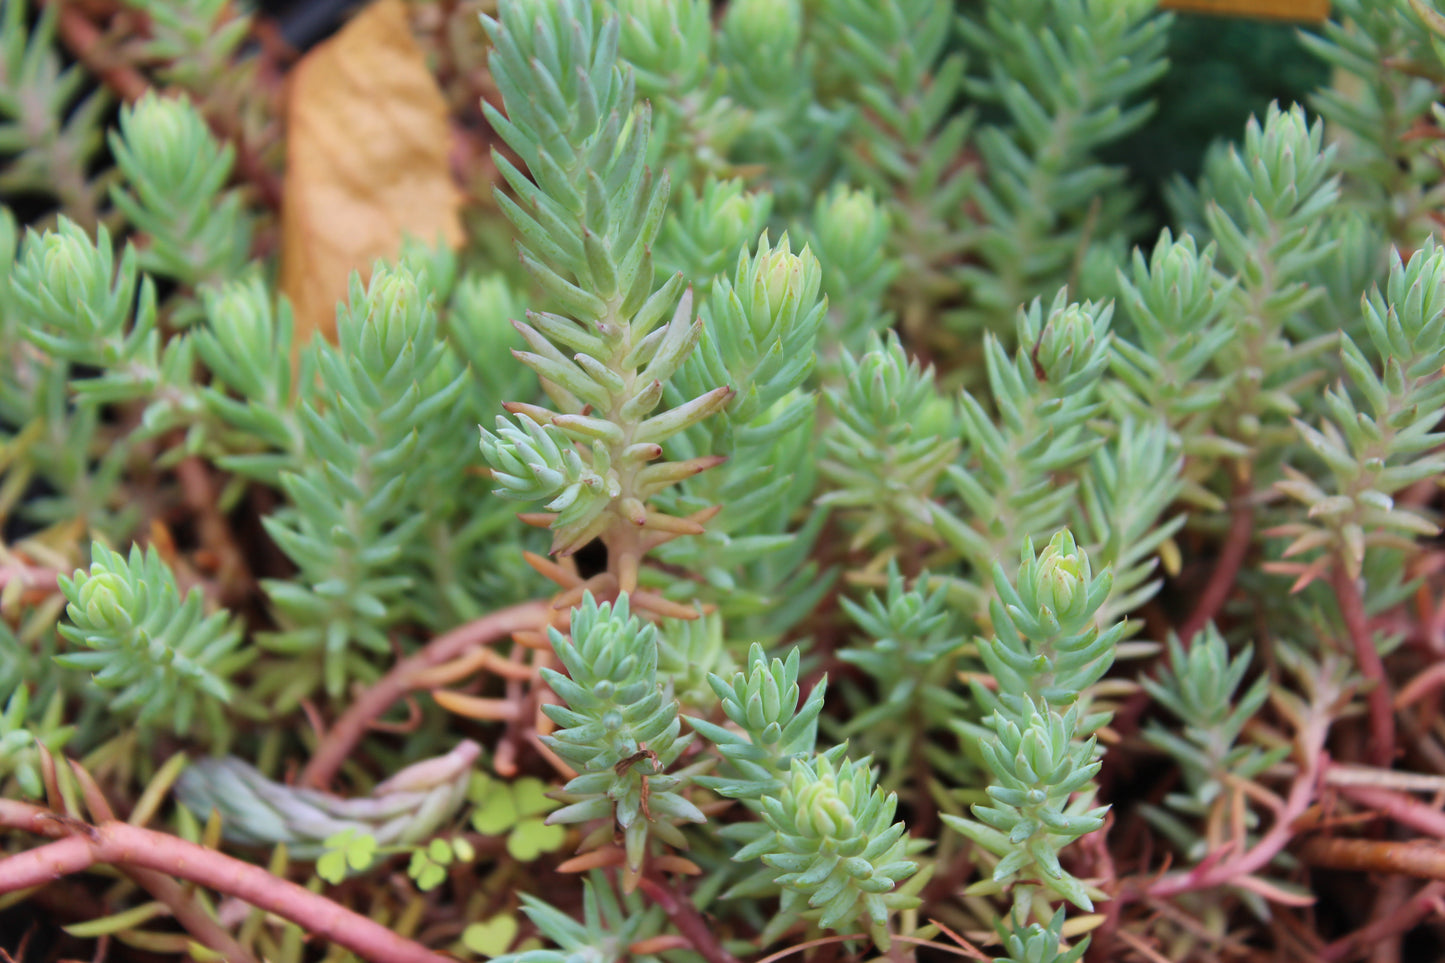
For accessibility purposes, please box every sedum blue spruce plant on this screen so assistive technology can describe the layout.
[6,0,1445,962]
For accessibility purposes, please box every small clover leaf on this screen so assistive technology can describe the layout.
[408,836,473,891]
[472,785,519,835]
[317,829,377,884]
[471,774,560,837]
[512,776,557,817]
[316,850,347,885]
[408,846,449,891]
[507,817,566,860]
[462,914,519,958]
[466,771,496,804]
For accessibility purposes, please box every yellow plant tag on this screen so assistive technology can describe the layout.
[1159,0,1329,21]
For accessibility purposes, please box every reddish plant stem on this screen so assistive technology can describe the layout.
[302,599,551,789]
[637,875,741,963]
[1334,567,1396,767]
[1103,482,1256,766]
[1319,881,1445,963]
[127,859,259,963]
[1366,876,1410,963]
[53,5,147,99]
[1179,480,1255,645]
[1339,784,1445,838]
[1080,816,1120,963]
[1395,660,1445,712]
[66,759,258,963]
[1135,710,1327,900]
[0,801,449,963]
[0,560,61,594]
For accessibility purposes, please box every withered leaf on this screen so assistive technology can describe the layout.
[279,0,464,345]
[1157,0,1328,20]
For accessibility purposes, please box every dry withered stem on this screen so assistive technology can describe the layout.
[1300,836,1445,881]
[1338,783,1445,839]
[302,597,551,788]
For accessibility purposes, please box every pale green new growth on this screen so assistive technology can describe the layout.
[748,753,921,949]
[110,93,252,289]
[58,542,248,732]
[690,644,826,802]
[994,907,1089,963]
[478,0,735,557]
[262,263,469,698]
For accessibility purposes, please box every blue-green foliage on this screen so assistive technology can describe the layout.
[192,279,304,486]
[649,230,830,631]
[993,907,1090,963]
[477,0,739,556]
[819,331,959,551]
[0,0,110,225]
[745,752,920,949]
[690,644,825,803]
[812,0,970,320]
[542,594,704,874]
[943,533,1118,914]
[0,622,73,797]
[1275,240,1445,578]
[3,0,1444,960]
[933,295,1112,615]
[57,542,248,733]
[615,0,741,186]
[954,0,1169,333]
[954,699,1107,910]
[976,531,1122,717]
[1303,0,1441,245]
[655,177,774,300]
[833,563,970,783]
[806,184,896,347]
[1108,232,1239,464]
[689,643,919,949]
[109,93,253,291]
[1140,626,1285,860]
[490,872,671,963]
[1177,104,1343,463]
[260,264,469,698]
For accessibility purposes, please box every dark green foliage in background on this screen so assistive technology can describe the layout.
[1111,15,1332,225]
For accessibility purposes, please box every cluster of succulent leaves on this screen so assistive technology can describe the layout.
[5,0,1445,961]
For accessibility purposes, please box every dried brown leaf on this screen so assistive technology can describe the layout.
[1158,0,1328,20]
[279,0,463,346]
